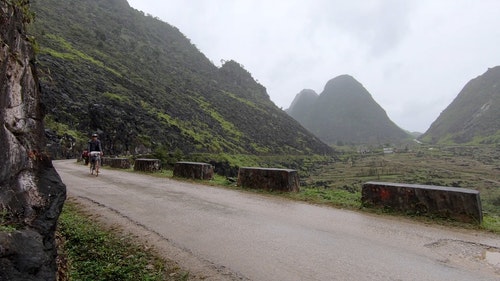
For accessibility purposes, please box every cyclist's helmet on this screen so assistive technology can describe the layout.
[92,133,98,137]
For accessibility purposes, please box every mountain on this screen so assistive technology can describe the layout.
[285,89,318,128]
[287,75,411,145]
[29,0,332,157]
[420,66,500,144]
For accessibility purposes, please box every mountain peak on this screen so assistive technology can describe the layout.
[287,89,318,111]
[322,75,368,100]
[287,75,410,145]
[325,74,357,86]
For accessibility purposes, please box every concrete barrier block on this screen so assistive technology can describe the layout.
[134,158,161,172]
[102,157,131,169]
[237,167,300,192]
[362,181,482,223]
[173,162,214,180]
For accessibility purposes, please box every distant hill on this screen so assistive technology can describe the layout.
[287,75,411,145]
[420,66,500,144]
[30,0,332,157]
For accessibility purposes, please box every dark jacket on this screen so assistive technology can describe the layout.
[88,139,102,152]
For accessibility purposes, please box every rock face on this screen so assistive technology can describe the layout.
[0,2,66,280]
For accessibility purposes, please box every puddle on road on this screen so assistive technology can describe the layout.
[485,250,500,267]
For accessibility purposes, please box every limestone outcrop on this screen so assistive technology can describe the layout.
[1,1,66,280]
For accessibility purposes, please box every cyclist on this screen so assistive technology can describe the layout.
[88,133,103,175]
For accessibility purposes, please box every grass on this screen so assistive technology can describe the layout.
[40,33,122,77]
[58,199,189,281]
[482,215,500,233]
[44,115,86,141]
[103,91,131,104]
[291,187,361,208]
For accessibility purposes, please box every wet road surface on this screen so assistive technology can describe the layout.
[54,160,500,280]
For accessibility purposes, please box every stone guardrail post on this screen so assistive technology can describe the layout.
[173,161,214,180]
[237,167,300,192]
[362,181,482,223]
[134,158,161,172]
[102,157,131,169]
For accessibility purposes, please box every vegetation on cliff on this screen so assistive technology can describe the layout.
[30,0,332,160]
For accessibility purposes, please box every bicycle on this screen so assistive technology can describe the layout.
[89,151,101,176]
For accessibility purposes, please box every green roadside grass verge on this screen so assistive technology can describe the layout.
[482,215,500,233]
[58,199,189,281]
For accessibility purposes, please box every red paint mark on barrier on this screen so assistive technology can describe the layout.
[380,188,390,201]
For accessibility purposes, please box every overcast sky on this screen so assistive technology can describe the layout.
[127,0,500,132]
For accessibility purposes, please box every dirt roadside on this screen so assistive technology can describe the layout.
[66,195,247,281]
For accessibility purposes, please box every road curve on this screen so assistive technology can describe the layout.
[54,160,500,281]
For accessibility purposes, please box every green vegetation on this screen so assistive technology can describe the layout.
[44,115,85,141]
[58,200,189,280]
[482,215,500,233]
[291,188,360,208]
[470,130,500,145]
[193,96,243,140]
[6,0,35,25]
[103,91,131,103]
[0,209,16,232]
[39,34,122,77]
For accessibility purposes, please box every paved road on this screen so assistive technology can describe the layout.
[54,160,500,281]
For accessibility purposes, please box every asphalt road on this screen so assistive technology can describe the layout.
[53,160,500,281]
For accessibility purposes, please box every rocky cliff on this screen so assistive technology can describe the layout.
[0,1,66,280]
